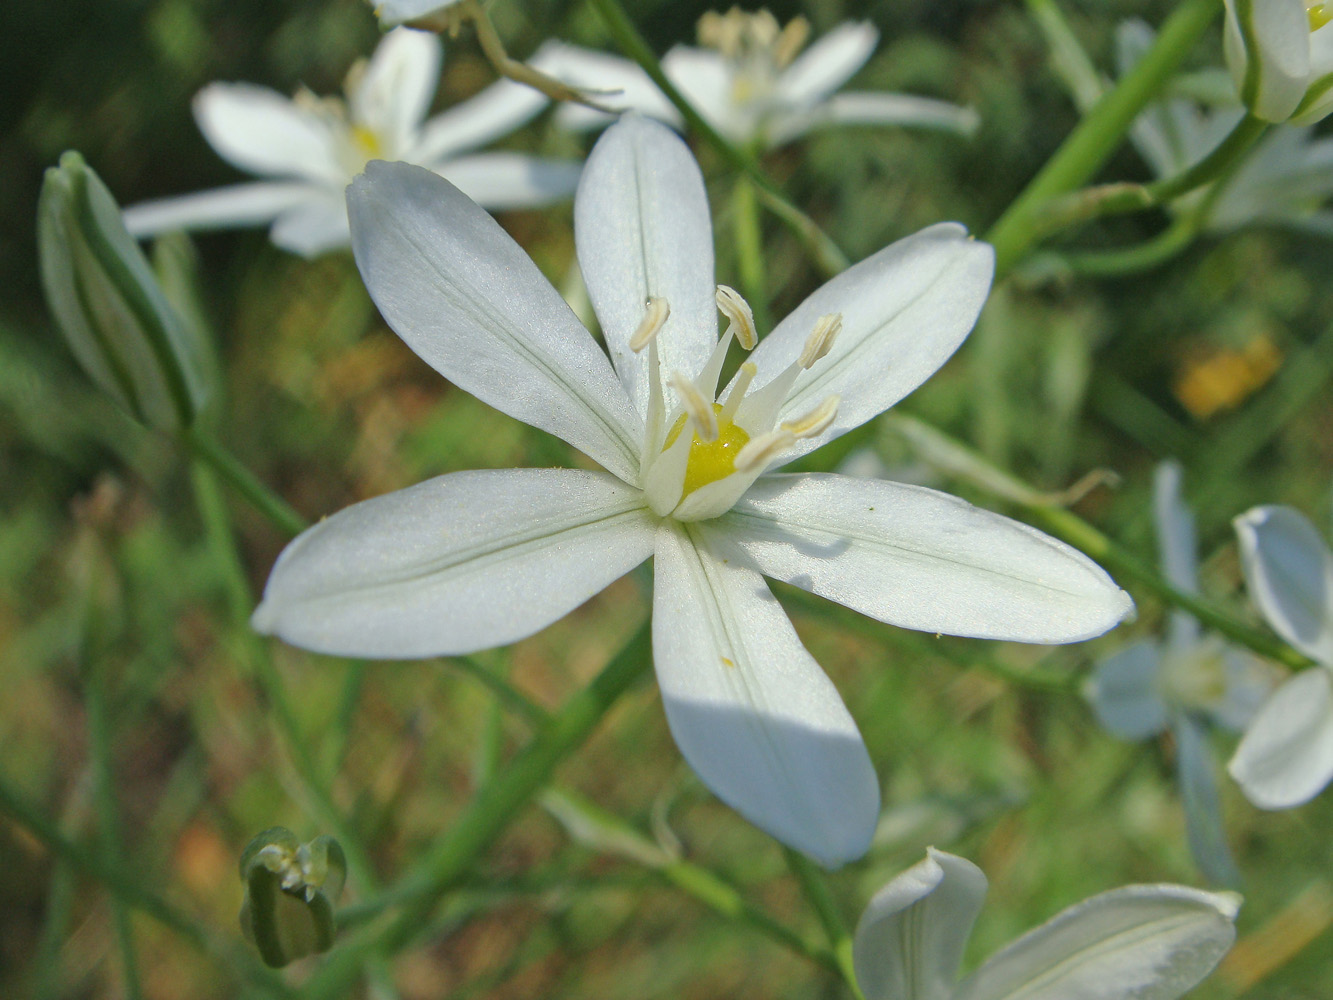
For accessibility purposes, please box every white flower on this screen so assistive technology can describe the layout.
[1229,505,1333,808]
[531,9,978,149]
[371,0,463,27]
[252,114,1131,867]
[122,28,580,258]
[1121,20,1333,236]
[1086,462,1275,884]
[852,848,1239,1000]
[1222,0,1333,123]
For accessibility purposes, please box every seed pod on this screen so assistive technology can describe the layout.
[238,828,347,968]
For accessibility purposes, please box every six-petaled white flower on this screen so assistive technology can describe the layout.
[1086,461,1275,884]
[852,848,1239,1000]
[122,28,580,257]
[251,114,1131,867]
[532,8,977,149]
[1228,505,1333,808]
[1222,0,1333,123]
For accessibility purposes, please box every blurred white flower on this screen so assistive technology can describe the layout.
[1221,0,1333,123]
[1121,20,1333,237]
[371,0,464,27]
[252,114,1131,868]
[1229,505,1333,808]
[123,28,580,257]
[853,848,1239,1000]
[533,8,977,148]
[1086,462,1275,884]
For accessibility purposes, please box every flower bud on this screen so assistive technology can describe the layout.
[1222,0,1333,123]
[37,152,214,432]
[238,828,346,968]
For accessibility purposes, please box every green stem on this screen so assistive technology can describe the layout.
[586,0,850,277]
[1025,0,1105,113]
[731,175,773,334]
[301,620,653,999]
[183,427,308,537]
[1051,212,1202,277]
[784,850,864,998]
[986,0,1222,275]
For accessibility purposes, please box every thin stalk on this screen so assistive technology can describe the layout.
[987,0,1222,274]
[183,427,308,537]
[1025,0,1105,112]
[784,849,864,998]
[731,175,773,334]
[451,654,550,725]
[1052,212,1201,277]
[586,0,850,277]
[301,620,653,999]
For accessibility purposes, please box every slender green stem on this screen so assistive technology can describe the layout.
[302,620,653,999]
[731,175,773,334]
[183,427,308,537]
[586,0,850,277]
[986,0,1222,275]
[784,850,864,998]
[1051,212,1202,276]
[451,654,549,726]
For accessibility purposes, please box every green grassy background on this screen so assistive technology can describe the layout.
[2,0,1331,996]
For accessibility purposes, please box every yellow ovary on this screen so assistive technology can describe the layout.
[1309,3,1333,31]
[352,124,384,160]
[664,404,752,496]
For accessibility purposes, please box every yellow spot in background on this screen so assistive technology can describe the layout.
[663,404,752,496]
[1172,333,1282,420]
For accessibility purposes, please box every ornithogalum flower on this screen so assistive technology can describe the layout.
[372,0,463,26]
[1228,505,1333,808]
[122,28,580,257]
[252,115,1131,867]
[852,848,1239,1000]
[1222,0,1333,123]
[533,8,977,148]
[1120,20,1333,236]
[1086,462,1274,884]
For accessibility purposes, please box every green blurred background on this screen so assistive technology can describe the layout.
[2,0,1331,996]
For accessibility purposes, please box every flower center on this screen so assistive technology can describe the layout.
[352,124,385,160]
[1158,641,1228,713]
[1309,3,1332,31]
[664,404,753,495]
[697,7,810,111]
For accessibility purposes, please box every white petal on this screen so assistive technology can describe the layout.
[575,115,718,419]
[767,91,979,147]
[721,473,1133,643]
[1223,0,1311,122]
[1086,641,1170,740]
[661,47,740,138]
[953,885,1239,1000]
[252,469,656,658]
[373,0,463,26]
[776,21,878,108]
[852,849,988,1000]
[1234,504,1333,662]
[437,153,581,209]
[1173,715,1240,887]
[193,83,342,184]
[1153,460,1201,652]
[651,520,879,868]
[411,77,550,164]
[350,28,441,155]
[532,41,679,131]
[347,160,642,482]
[122,181,317,237]
[1228,668,1333,808]
[269,194,353,257]
[743,223,994,466]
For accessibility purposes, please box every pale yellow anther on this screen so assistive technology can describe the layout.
[780,394,840,439]
[799,313,842,369]
[630,296,671,353]
[773,16,811,68]
[716,284,758,349]
[720,361,758,422]
[1309,2,1333,30]
[734,428,795,472]
[669,371,719,442]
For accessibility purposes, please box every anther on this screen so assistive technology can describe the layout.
[734,429,795,472]
[720,361,758,423]
[630,296,671,353]
[716,285,758,349]
[780,394,840,439]
[669,371,719,442]
[773,16,810,68]
[799,313,842,369]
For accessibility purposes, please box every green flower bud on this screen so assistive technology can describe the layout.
[238,828,347,968]
[37,152,214,432]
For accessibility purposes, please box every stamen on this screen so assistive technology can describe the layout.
[630,296,671,352]
[780,394,839,439]
[669,371,719,443]
[716,285,758,349]
[799,313,842,369]
[719,361,758,423]
[734,429,795,473]
[1310,3,1333,31]
[773,16,811,68]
